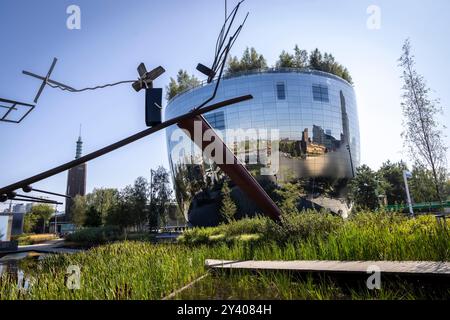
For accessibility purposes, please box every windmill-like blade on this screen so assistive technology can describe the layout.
[47,58,58,78]
[137,63,147,78]
[147,66,165,81]
[0,94,252,195]
[22,70,46,81]
[33,81,47,103]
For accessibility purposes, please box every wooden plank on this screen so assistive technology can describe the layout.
[205,259,450,276]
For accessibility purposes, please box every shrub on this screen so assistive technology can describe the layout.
[65,226,122,245]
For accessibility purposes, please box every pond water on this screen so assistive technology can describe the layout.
[0,252,47,290]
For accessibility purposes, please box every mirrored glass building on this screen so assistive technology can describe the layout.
[165,68,360,226]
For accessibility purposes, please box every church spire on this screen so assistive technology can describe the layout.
[75,124,83,159]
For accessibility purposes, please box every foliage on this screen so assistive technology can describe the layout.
[105,185,137,232]
[348,165,385,211]
[71,195,87,227]
[227,45,352,83]
[409,164,442,203]
[84,206,102,227]
[377,160,408,205]
[309,48,352,83]
[219,181,237,223]
[29,204,54,233]
[149,167,173,230]
[65,226,122,246]
[276,45,308,69]
[71,189,119,228]
[23,212,38,233]
[1,212,448,300]
[399,39,448,202]
[226,47,267,74]
[166,70,200,100]
[274,182,303,214]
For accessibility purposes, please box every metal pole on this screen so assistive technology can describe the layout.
[403,170,414,216]
[177,115,282,222]
[54,204,58,236]
[346,144,355,178]
[0,95,252,196]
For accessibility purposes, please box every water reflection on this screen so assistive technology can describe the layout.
[0,252,46,290]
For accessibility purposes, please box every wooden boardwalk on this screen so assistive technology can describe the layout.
[205,259,450,276]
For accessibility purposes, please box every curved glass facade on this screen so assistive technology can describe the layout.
[165,69,360,226]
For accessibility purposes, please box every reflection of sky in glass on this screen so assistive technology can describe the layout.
[165,70,361,223]
[166,70,360,179]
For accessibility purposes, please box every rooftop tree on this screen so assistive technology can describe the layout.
[226,47,267,74]
[166,69,200,100]
[308,48,353,83]
[276,45,309,69]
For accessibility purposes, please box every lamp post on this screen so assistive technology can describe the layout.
[54,204,58,237]
[403,170,414,217]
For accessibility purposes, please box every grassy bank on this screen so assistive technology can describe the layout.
[0,212,448,300]
[12,234,57,246]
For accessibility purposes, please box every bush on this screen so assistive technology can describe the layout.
[65,226,122,245]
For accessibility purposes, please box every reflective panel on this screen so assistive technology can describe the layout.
[165,69,360,226]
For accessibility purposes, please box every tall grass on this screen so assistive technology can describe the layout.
[0,212,448,300]
[180,211,449,261]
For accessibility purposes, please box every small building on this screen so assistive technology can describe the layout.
[0,212,13,241]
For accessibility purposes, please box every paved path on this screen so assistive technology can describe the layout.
[205,259,450,276]
[7,239,81,255]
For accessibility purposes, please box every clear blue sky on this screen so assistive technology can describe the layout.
[1,0,449,209]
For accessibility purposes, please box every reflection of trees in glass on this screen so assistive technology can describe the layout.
[298,177,349,199]
[279,140,303,158]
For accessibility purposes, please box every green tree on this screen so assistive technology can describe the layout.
[23,212,38,233]
[309,48,323,70]
[276,50,295,68]
[149,167,173,230]
[409,165,440,203]
[166,70,200,100]
[30,204,54,233]
[399,39,448,202]
[84,206,102,227]
[226,47,267,74]
[105,186,135,235]
[308,48,353,83]
[349,165,385,211]
[293,45,309,68]
[131,176,149,231]
[219,181,237,223]
[274,182,303,214]
[87,188,118,225]
[377,160,408,205]
[275,46,309,68]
